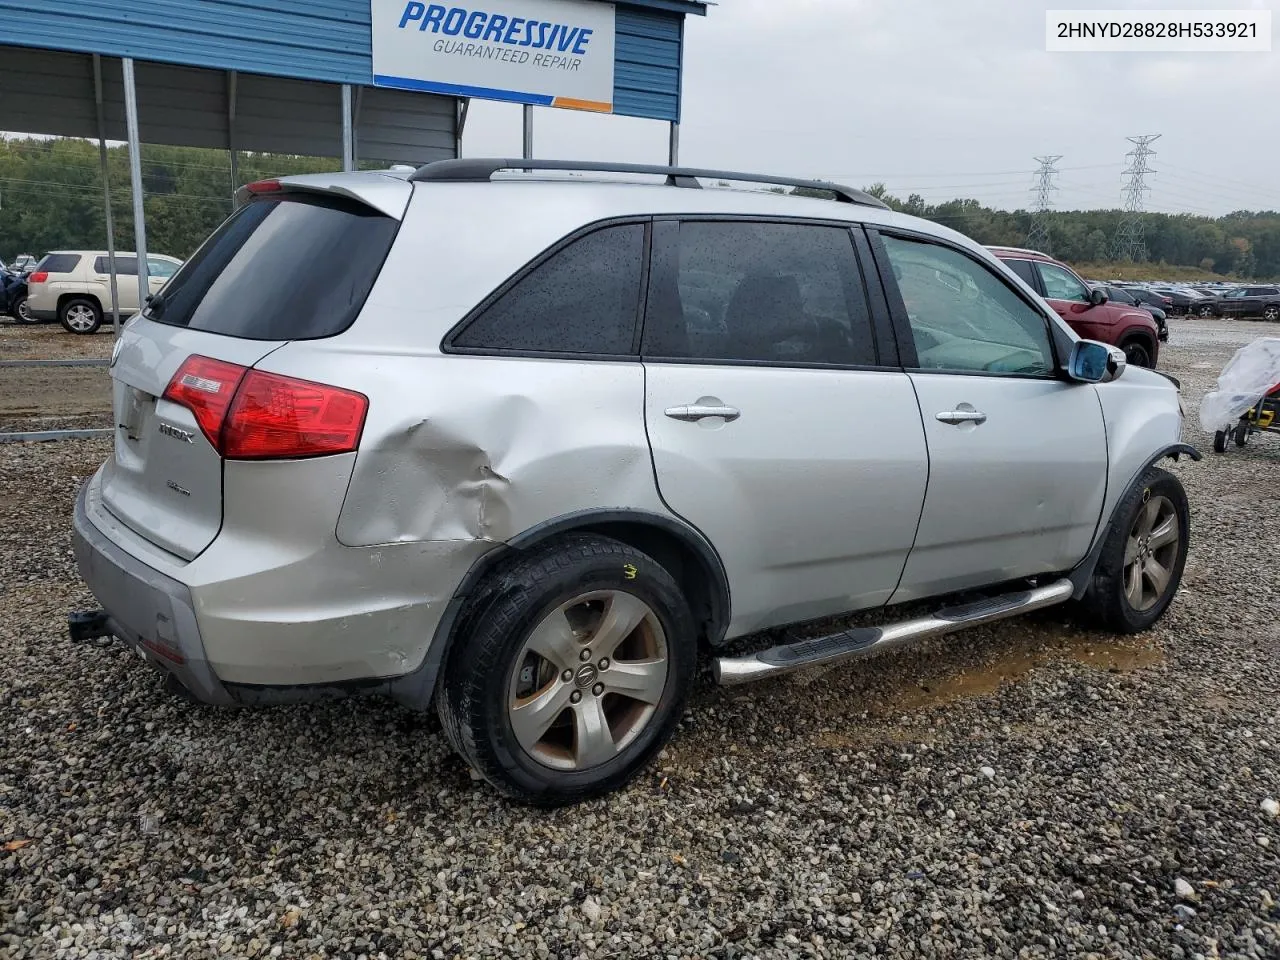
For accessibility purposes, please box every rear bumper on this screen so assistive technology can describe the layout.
[72,480,233,705]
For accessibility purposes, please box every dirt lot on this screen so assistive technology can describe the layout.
[1,317,1278,958]
[0,323,113,433]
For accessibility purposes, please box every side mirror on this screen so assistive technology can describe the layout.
[1067,339,1126,383]
[1089,287,1109,307]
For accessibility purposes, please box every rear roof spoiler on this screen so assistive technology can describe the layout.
[233,172,413,219]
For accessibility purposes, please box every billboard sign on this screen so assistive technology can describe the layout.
[371,0,617,113]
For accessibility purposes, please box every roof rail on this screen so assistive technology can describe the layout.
[409,158,890,209]
[987,245,1049,257]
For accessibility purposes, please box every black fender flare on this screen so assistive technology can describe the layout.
[387,508,731,711]
[1069,442,1201,599]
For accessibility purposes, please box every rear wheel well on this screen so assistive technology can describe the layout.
[57,292,101,314]
[577,521,726,648]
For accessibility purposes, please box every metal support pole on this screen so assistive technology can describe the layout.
[92,55,121,336]
[455,98,469,157]
[668,122,680,167]
[341,84,355,172]
[522,104,533,160]
[227,71,239,195]
[122,58,150,311]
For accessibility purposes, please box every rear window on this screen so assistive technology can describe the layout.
[144,194,399,340]
[94,255,138,275]
[37,254,81,274]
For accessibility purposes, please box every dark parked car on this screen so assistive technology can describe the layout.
[1094,285,1168,342]
[0,265,33,323]
[1147,287,1206,316]
[1123,286,1175,314]
[1201,285,1280,321]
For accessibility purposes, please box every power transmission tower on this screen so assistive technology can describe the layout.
[1112,134,1160,261]
[1026,155,1062,253]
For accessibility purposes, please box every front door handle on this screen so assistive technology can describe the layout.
[665,403,741,423]
[936,410,987,426]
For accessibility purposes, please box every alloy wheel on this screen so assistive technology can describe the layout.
[65,304,97,332]
[507,590,669,771]
[15,298,31,322]
[1123,494,1180,612]
[1264,306,1279,322]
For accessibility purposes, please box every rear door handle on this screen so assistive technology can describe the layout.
[936,410,987,426]
[665,404,741,423]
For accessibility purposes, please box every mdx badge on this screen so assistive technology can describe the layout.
[157,422,194,444]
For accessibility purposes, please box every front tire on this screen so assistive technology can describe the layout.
[10,292,36,324]
[1122,340,1153,368]
[59,298,102,335]
[1213,430,1229,454]
[1264,305,1279,322]
[1079,467,1189,634]
[436,534,697,806]
[1198,305,1215,318]
[1234,422,1249,447]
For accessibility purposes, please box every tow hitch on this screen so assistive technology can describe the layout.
[68,609,112,644]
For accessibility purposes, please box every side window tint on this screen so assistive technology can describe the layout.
[643,221,875,366]
[1003,258,1038,289]
[95,255,138,276]
[453,224,644,355]
[1037,262,1090,302]
[882,235,1055,377]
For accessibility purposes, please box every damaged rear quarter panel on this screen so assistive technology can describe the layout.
[328,354,667,547]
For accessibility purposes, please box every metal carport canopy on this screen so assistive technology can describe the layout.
[0,1,707,329]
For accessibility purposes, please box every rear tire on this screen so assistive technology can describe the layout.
[1079,467,1189,634]
[59,298,102,335]
[1213,430,1229,454]
[1264,305,1279,323]
[1198,305,1215,318]
[436,534,697,806]
[1234,422,1249,447]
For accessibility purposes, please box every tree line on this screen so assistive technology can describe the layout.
[3,136,1279,279]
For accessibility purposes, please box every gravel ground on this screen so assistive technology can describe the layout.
[2,318,1278,959]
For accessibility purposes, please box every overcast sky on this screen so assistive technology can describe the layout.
[462,0,1280,216]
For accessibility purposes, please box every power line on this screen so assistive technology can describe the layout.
[1112,134,1160,261]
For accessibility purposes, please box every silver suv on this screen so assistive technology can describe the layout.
[70,160,1199,804]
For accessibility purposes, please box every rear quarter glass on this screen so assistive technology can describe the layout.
[145,194,400,341]
[38,253,82,274]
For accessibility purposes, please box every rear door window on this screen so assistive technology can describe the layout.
[145,194,399,340]
[1002,258,1039,290]
[94,256,138,275]
[643,220,877,366]
[449,223,645,355]
[37,254,82,274]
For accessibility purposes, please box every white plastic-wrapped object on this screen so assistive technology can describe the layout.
[1199,337,1280,433]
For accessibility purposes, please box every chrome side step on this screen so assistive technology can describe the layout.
[713,578,1074,686]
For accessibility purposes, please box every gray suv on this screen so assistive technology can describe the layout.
[70,160,1198,804]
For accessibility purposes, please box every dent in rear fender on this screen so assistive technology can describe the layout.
[329,355,669,547]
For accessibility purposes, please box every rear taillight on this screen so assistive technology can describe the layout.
[28,271,48,283]
[162,355,366,460]
[162,356,247,448]
[222,370,367,459]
